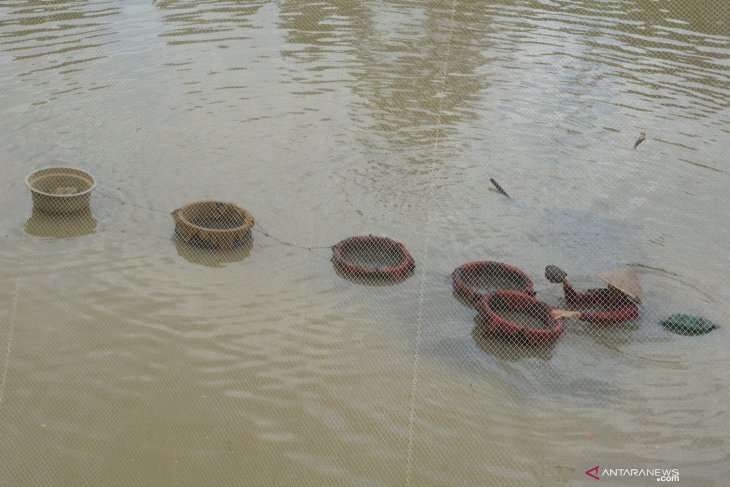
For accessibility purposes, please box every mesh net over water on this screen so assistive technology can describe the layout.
[332,235,415,283]
[0,1,727,486]
[172,200,255,250]
[452,261,536,307]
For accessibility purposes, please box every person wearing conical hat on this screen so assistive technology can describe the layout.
[545,265,642,324]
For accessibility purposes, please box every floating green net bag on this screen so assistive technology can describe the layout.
[660,314,717,336]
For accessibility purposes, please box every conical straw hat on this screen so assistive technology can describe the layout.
[596,266,643,300]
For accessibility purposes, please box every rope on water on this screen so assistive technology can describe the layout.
[96,189,170,215]
[95,189,333,253]
[252,223,332,251]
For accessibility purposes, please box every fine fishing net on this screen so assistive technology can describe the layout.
[1,1,727,486]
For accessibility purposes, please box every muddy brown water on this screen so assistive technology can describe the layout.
[0,1,728,485]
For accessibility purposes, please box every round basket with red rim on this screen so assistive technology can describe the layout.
[452,260,535,307]
[476,290,563,346]
[331,235,415,282]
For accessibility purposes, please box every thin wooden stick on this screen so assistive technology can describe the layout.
[489,178,511,199]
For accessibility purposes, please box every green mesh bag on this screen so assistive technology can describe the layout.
[660,314,717,336]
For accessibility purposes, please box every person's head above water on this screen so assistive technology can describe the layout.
[597,266,643,302]
[545,265,643,301]
[548,265,643,323]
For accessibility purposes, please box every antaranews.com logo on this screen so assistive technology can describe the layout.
[585,465,680,482]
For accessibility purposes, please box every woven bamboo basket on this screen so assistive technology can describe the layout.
[172,200,254,250]
[26,167,96,214]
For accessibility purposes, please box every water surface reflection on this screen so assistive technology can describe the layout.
[25,208,97,238]
[0,0,728,485]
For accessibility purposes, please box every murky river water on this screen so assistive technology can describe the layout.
[1,1,728,485]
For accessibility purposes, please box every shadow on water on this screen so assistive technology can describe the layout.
[172,232,253,267]
[469,315,624,403]
[25,208,97,238]
[525,208,648,274]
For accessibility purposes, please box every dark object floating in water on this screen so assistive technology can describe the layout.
[659,314,717,336]
[545,265,568,283]
[331,235,414,282]
[452,261,535,307]
[633,132,646,150]
[172,200,254,250]
[26,167,96,214]
[476,290,564,346]
[489,178,511,199]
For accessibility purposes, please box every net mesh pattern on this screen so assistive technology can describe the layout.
[0,1,727,486]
